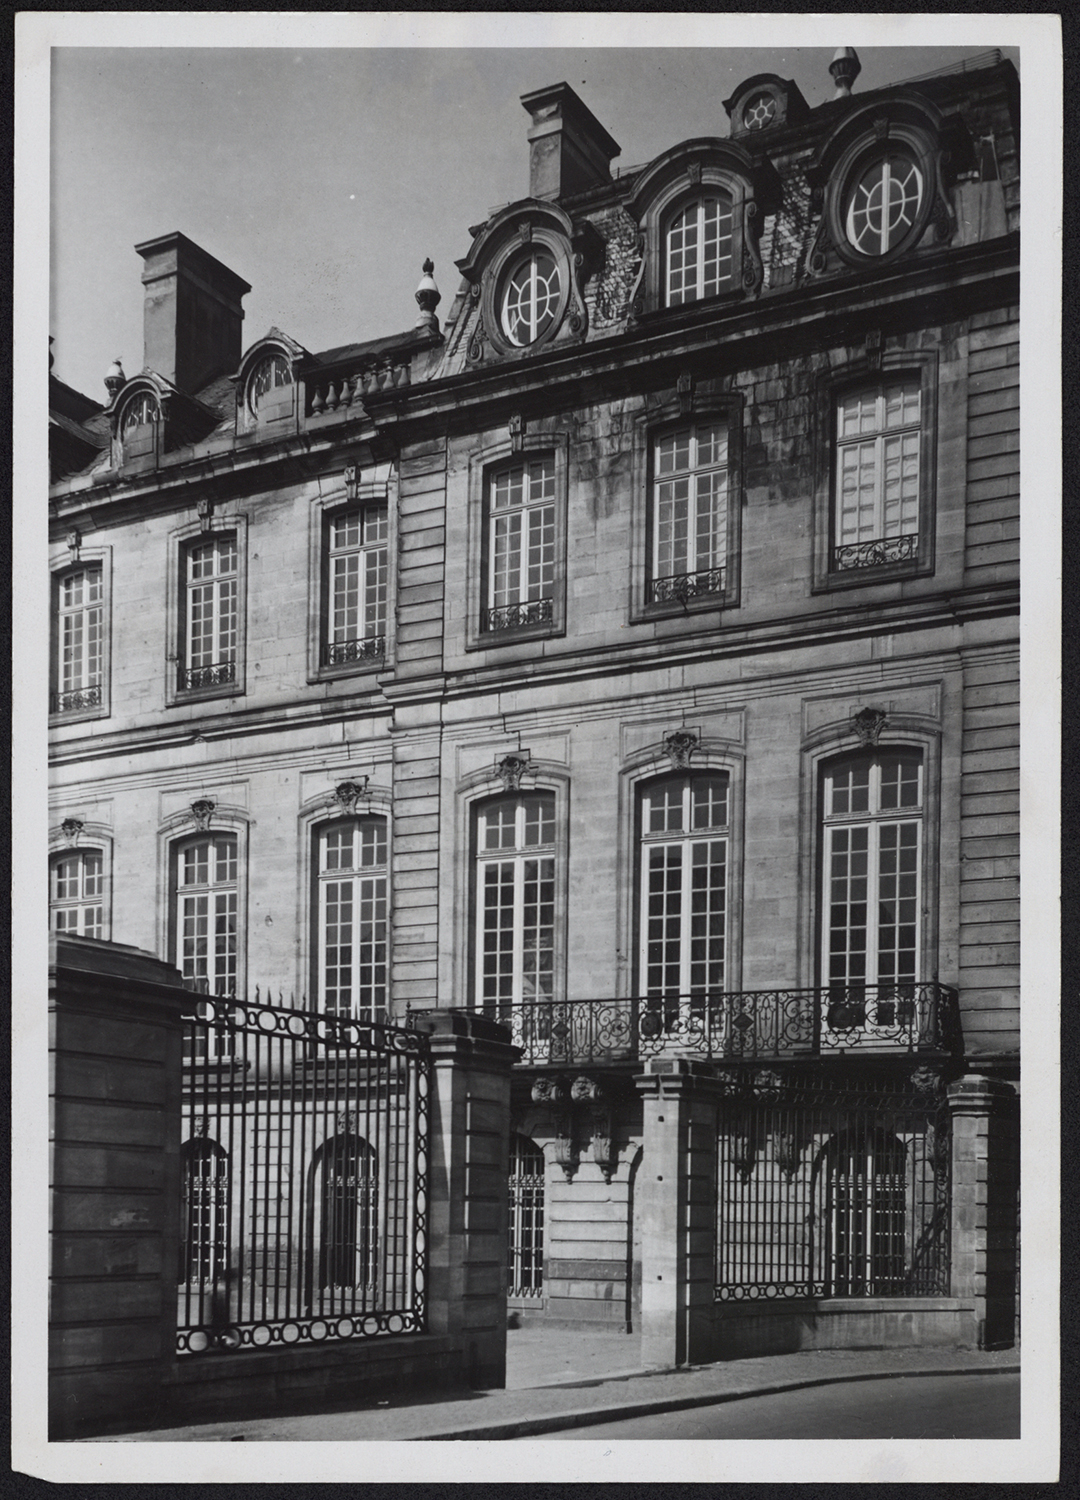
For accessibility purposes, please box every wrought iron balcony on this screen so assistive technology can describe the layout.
[483,598,553,633]
[178,660,236,691]
[51,684,102,714]
[325,635,385,667]
[647,567,726,606]
[832,533,918,571]
[489,984,959,1067]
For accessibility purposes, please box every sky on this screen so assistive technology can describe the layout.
[48,25,1020,400]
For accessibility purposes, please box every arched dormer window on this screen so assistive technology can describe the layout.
[117,387,160,463]
[807,96,973,275]
[628,140,780,314]
[455,202,599,364]
[235,332,305,433]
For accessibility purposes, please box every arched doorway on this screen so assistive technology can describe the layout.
[306,1132,378,1311]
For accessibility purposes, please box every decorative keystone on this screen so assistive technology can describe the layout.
[190,799,215,831]
[664,729,699,769]
[497,753,531,792]
[851,706,888,746]
[332,779,369,816]
[60,817,84,847]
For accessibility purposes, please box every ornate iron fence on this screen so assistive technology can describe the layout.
[178,992,429,1356]
[486,985,957,1067]
[714,1067,951,1301]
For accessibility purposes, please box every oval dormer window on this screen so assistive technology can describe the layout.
[743,92,778,132]
[844,152,925,258]
[500,250,562,348]
[249,353,292,416]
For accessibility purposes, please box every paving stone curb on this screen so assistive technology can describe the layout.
[412,1362,1021,1442]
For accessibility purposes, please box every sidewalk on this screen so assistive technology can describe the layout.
[90,1326,1018,1443]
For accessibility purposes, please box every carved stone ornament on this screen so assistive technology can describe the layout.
[664,729,699,769]
[570,1075,604,1105]
[508,413,526,454]
[865,327,883,372]
[518,219,533,245]
[336,1110,357,1136]
[732,1135,758,1183]
[343,464,360,501]
[676,370,694,416]
[497,753,531,792]
[333,778,369,816]
[686,160,702,186]
[66,528,81,556]
[774,1132,804,1181]
[190,799,216,831]
[192,1117,209,1138]
[59,817,84,847]
[530,1076,565,1106]
[197,498,214,532]
[910,1066,945,1102]
[591,1114,618,1183]
[852,707,888,746]
[552,1124,577,1181]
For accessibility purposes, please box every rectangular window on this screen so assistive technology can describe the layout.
[639,776,729,1009]
[476,794,556,1011]
[833,381,921,571]
[821,752,923,1036]
[325,506,388,666]
[176,835,239,996]
[650,423,728,604]
[53,566,103,714]
[484,458,556,633]
[50,849,104,937]
[317,820,388,1024]
[180,536,238,691]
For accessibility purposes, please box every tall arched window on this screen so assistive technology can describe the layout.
[474,793,557,1020]
[508,1134,546,1299]
[172,834,239,996]
[815,1129,908,1296]
[638,773,729,1028]
[50,848,105,937]
[308,1133,378,1305]
[665,195,734,306]
[315,818,388,1023]
[820,750,923,1034]
[179,1137,230,1285]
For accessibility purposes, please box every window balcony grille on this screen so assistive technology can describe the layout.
[51,684,102,714]
[483,598,553,633]
[832,534,918,572]
[470,984,959,1068]
[648,567,726,605]
[325,636,385,667]
[178,661,236,692]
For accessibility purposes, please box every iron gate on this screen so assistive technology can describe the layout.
[715,1068,950,1301]
[178,991,429,1354]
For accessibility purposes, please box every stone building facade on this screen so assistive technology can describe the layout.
[49,52,1020,1353]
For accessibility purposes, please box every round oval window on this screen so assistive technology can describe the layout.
[743,92,777,131]
[500,251,561,347]
[844,152,924,257]
[249,353,292,413]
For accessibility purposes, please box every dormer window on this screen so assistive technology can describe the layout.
[120,391,159,461]
[501,251,562,347]
[628,141,779,313]
[248,353,292,417]
[665,195,734,307]
[844,152,925,258]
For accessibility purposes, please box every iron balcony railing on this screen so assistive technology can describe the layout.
[489,984,958,1067]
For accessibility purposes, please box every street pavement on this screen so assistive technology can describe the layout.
[88,1324,1019,1443]
[530,1371,1021,1441]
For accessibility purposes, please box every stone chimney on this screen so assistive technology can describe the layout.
[520,83,621,200]
[134,232,251,393]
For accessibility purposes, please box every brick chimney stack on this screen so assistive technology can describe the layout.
[520,84,621,201]
[134,232,251,394]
